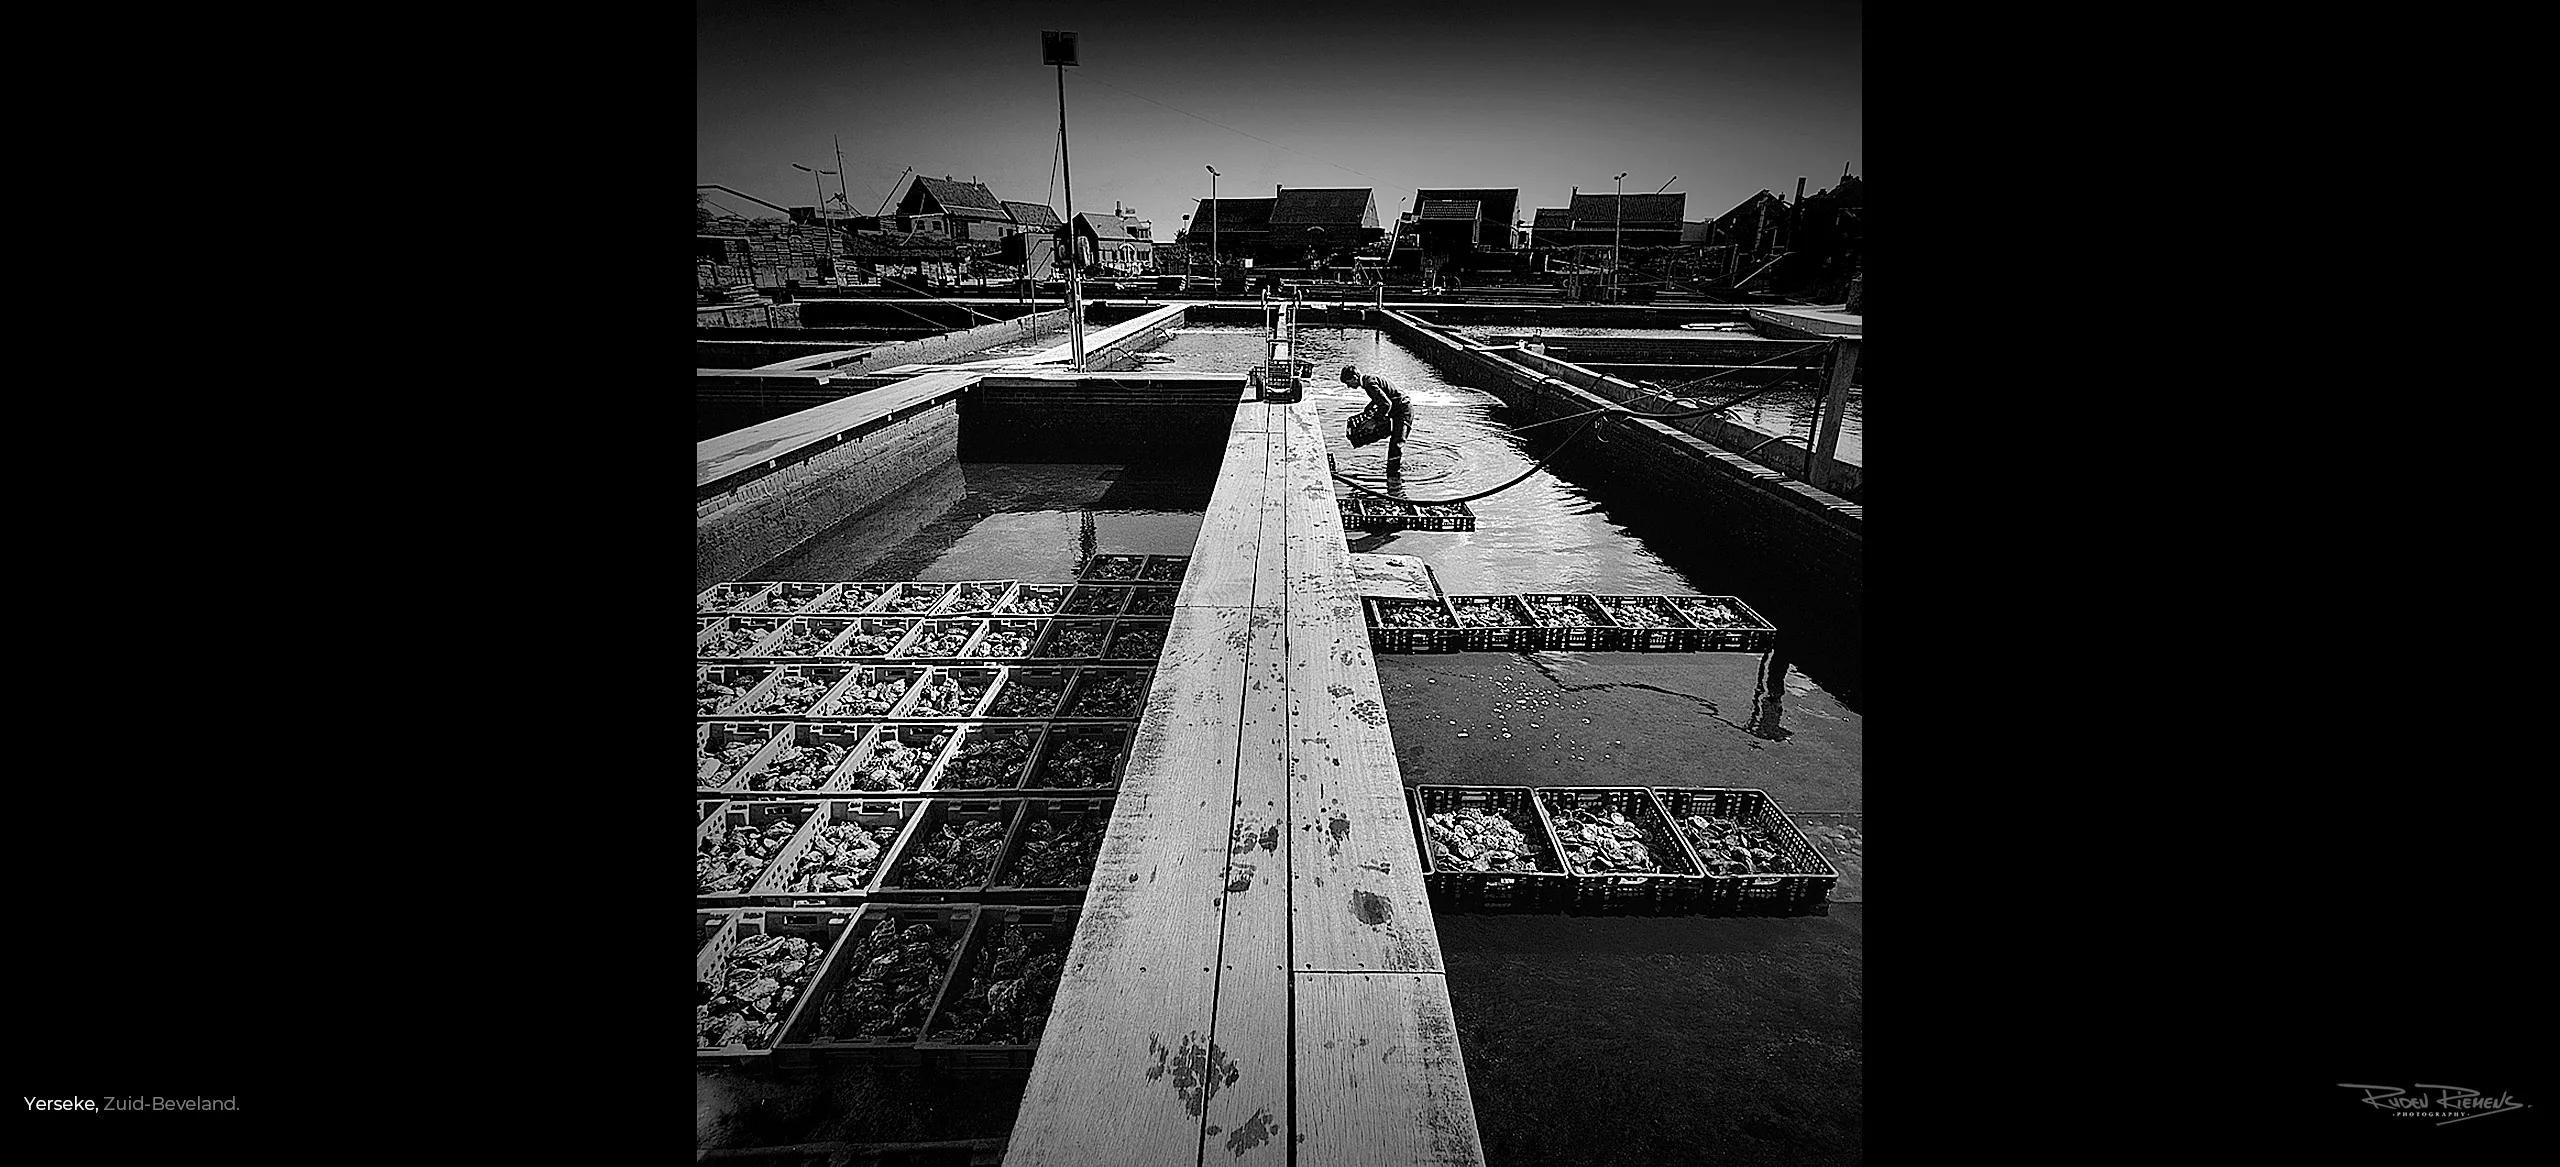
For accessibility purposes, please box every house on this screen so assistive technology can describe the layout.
[1561,191,1687,249]
[1268,187,1380,260]
[1708,190,1793,268]
[1185,196,1275,263]
[894,176,1013,242]
[1001,200,1063,237]
[1405,188,1522,273]
[1073,212,1154,275]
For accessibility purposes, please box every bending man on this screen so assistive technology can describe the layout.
[1341,364,1412,473]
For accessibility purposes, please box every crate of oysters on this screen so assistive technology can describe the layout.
[697,801,817,906]
[1533,787,1705,913]
[698,907,854,1063]
[1651,787,1838,914]
[751,797,912,906]
[1411,785,1573,911]
[918,904,1080,1070]
[774,903,977,1066]
[1655,596,1777,653]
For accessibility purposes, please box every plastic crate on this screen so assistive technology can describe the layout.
[829,724,960,803]
[1122,585,1176,617]
[1023,724,1131,791]
[896,667,1002,719]
[752,797,912,905]
[872,582,957,616]
[698,721,786,793]
[981,666,1074,720]
[1059,667,1152,720]
[697,615,772,658]
[1518,593,1623,651]
[757,582,833,618]
[1060,584,1132,617]
[733,723,875,795]
[931,580,1019,617]
[964,618,1046,661]
[740,662,864,718]
[1652,788,1838,914]
[987,797,1114,904]
[1659,596,1778,653]
[918,905,1081,1070]
[1445,595,1544,653]
[697,908,736,957]
[1588,596,1696,653]
[831,616,923,658]
[1412,785,1575,911]
[804,581,894,615]
[702,613,792,658]
[1339,498,1477,532]
[930,723,1047,793]
[1077,554,1146,582]
[895,618,986,661]
[1366,596,1465,654]
[1101,619,1168,663]
[774,904,975,1065]
[808,664,925,719]
[760,615,862,659]
[697,664,778,716]
[995,584,1071,616]
[1534,787,1704,913]
[699,906,857,1062]
[1032,618,1113,661]
[698,800,819,904]
[1138,555,1190,581]
[697,581,777,615]
[875,799,1023,902]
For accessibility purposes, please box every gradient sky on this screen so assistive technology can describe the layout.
[699,1,1859,237]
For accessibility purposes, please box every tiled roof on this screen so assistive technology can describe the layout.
[1189,197,1275,232]
[912,176,1009,219]
[1414,188,1519,229]
[1567,192,1686,226]
[1531,208,1572,231]
[1076,212,1147,242]
[1271,187,1376,227]
[1002,201,1062,229]
[1417,200,1481,221]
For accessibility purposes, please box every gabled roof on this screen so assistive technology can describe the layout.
[1271,188,1377,227]
[1002,201,1062,229]
[1568,192,1686,226]
[1414,188,1519,229]
[1076,212,1147,242]
[1804,174,1863,207]
[908,176,1009,220]
[1190,197,1276,232]
[1531,208,1572,231]
[1417,200,1481,221]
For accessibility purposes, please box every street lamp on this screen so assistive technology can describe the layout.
[791,163,839,218]
[1612,172,1628,298]
[1205,165,1219,275]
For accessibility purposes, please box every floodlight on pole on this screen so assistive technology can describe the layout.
[1206,165,1219,273]
[1613,172,1629,296]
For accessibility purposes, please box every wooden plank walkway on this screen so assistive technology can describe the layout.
[1004,399,1481,1167]
[694,368,978,492]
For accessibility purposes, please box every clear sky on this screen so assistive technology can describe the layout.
[698,0,1859,236]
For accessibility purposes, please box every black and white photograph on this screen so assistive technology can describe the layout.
[695,4,1861,1163]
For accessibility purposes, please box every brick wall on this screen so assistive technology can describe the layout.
[695,401,960,589]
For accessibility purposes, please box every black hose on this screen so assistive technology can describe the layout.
[1331,412,1613,506]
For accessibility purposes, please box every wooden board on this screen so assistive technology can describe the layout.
[1291,972,1485,1167]
[1200,425,1294,1162]
[1346,553,1438,601]
[695,369,978,489]
[1175,416,1270,610]
[1003,601,1251,1167]
[1280,405,1443,975]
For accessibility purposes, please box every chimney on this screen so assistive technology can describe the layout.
[1795,177,1807,206]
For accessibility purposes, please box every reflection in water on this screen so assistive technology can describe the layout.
[749,462,1211,582]
[1746,647,1790,741]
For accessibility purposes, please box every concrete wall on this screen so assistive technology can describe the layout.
[695,400,960,590]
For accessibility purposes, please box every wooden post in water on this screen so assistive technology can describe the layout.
[1809,336,1858,492]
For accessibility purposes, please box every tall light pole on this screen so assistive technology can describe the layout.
[791,162,838,216]
[1612,172,1628,299]
[1205,165,1219,276]
[1044,31,1084,370]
